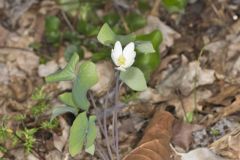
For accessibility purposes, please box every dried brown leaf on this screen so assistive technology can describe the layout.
[123,110,175,160]
[210,127,240,159]
[172,120,204,151]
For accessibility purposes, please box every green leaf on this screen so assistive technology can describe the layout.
[136,30,163,51]
[72,61,98,110]
[58,92,76,108]
[116,34,136,46]
[45,16,61,44]
[64,44,83,62]
[97,23,116,46]
[51,106,78,121]
[57,0,80,16]
[85,145,95,155]
[69,112,88,156]
[45,16,60,32]
[45,53,79,83]
[103,12,119,26]
[162,0,188,13]
[85,116,96,148]
[135,30,162,79]
[185,112,194,123]
[125,12,146,31]
[120,67,147,91]
[136,41,155,54]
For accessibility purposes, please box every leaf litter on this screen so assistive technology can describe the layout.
[0,0,240,160]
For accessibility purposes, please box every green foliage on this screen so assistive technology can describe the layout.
[210,128,220,136]
[135,30,163,79]
[51,106,78,121]
[0,145,7,153]
[45,16,61,44]
[69,112,97,156]
[31,101,48,116]
[72,61,98,110]
[120,67,147,91]
[162,0,188,13]
[58,92,76,108]
[64,44,84,62]
[31,87,46,101]
[13,114,26,121]
[97,23,155,55]
[77,20,99,36]
[125,12,147,32]
[185,112,194,123]
[85,116,97,155]
[103,12,119,27]
[46,52,79,83]
[135,41,155,54]
[121,92,139,103]
[18,128,38,153]
[97,23,116,46]
[41,120,59,129]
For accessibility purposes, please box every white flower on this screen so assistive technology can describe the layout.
[111,41,136,71]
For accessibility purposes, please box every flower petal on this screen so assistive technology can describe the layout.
[111,41,122,66]
[116,66,126,71]
[123,42,135,59]
[123,51,136,68]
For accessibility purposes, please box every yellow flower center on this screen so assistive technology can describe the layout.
[117,55,126,66]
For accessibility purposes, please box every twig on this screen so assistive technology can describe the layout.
[96,142,109,160]
[114,4,130,33]
[61,11,75,32]
[150,0,161,16]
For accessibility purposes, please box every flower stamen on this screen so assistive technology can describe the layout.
[117,55,126,66]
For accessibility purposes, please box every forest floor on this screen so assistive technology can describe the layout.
[0,0,240,160]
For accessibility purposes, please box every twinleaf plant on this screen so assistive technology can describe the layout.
[46,23,162,158]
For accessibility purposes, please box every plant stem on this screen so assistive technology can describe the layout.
[113,71,120,160]
[89,92,113,160]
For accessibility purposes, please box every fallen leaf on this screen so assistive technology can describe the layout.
[172,120,204,151]
[91,61,114,96]
[123,110,175,160]
[210,127,240,160]
[204,95,240,126]
[53,117,70,152]
[38,60,59,77]
[0,25,9,46]
[157,55,215,97]
[205,84,240,106]
[172,147,227,160]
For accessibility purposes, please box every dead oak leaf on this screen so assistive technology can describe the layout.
[172,120,204,151]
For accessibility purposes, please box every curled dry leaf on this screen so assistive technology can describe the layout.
[157,56,215,97]
[204,95,240,126]
[210,127,240,160]
[168,89,212,118]
[205,84,240,106]
[123,110,175,160]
